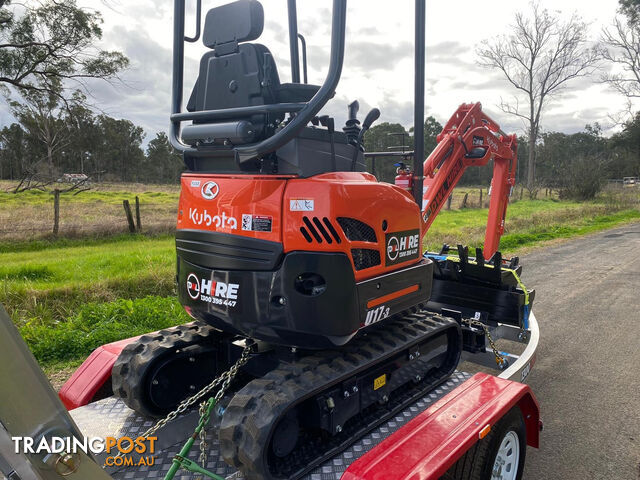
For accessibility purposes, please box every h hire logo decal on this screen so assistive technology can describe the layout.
[186,273,239,308]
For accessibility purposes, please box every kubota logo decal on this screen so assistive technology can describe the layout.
[385,229,420,266]
[189,208,238,230]
[201,181,219,200]
[186,273,239,307]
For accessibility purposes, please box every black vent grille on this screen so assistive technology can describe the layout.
[351,248,381,270]
[300,217,342,244]
[337,217,377,243]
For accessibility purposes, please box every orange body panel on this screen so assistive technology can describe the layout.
[177,172,423,282]
[283,172,421,281]
[177,173,290,243]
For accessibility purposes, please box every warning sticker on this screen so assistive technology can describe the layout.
[242,214,272,232]
[289,199,314,211]
[373,374,386,390]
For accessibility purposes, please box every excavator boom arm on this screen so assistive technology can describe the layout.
[420,103,517,259]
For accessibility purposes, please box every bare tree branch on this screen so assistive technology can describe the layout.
[476,1,598,188]
[601,17,640,102]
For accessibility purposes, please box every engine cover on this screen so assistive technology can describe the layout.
[176,172,432,348]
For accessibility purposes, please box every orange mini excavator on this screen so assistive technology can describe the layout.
[110,1,531,479]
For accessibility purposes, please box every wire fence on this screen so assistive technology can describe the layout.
[0,198,178,241]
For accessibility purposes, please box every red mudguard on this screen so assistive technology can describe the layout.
[58,336,141,410]
[342,373,540,480]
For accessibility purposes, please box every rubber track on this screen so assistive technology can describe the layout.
[112,322,220,417]
[219,311,461,480]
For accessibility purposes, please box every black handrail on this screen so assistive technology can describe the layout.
[170,103,306,123]
[297,33,308,84]
[287,0,300,84]
[413,0,426,206]
[184,0,201,43]
[169,0,347,165]
[364,151,415,158]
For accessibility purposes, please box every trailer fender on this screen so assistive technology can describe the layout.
[58,335,141,410]
[342,372,541,480]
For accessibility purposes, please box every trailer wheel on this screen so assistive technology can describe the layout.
[441,406,526,480]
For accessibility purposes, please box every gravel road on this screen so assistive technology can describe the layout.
[521,223,640,479]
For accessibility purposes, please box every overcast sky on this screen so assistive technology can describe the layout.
[2,0,637,144]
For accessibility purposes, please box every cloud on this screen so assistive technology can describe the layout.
[428,41,468,58]
[345,40,414,72]
[84,25,201,140]
[0,0,627,145]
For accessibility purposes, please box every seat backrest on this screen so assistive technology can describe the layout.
[186,0,282,140]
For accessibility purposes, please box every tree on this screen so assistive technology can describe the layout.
[145,132,183,183]
[601,17,640,105]
[477,2,599,190]
[9,81,76,178]
[619,0,640,24]
[610,112,640,177]
[0,122,26,179]
[363,122,410,183]
[537,124,609,199]
[423,116,442,157]
[95,116,145,182]
[0,0,128,102]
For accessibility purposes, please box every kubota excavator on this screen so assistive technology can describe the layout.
[100,1,534,479]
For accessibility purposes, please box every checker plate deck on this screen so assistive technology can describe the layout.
[71,372,472,480]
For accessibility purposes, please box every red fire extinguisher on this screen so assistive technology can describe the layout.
[394,162,413,192]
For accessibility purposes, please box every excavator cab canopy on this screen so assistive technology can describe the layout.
[170,0,427,205]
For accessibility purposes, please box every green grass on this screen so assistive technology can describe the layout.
[20,296,189,366]
[499,209,640,250]
[2,193,639,371]
[1,234,176,327]
[423,198,640,253]
[0,187,179,207]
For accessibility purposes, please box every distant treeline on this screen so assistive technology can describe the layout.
[1,111,639,198]
[0,109,183,184]
[364,113,640,199]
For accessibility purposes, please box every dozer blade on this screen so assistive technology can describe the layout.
[219,311,462,480]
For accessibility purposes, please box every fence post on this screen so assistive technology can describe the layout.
[53,189,60,236]
[460,192,469,209]
[135,196,142,232]
[479,188,483,208]
[446,194,452,210]
[123,199,136,233]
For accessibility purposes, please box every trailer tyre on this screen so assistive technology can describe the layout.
[442,406,526,480]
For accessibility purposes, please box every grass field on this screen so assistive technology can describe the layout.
[1,181,639,379]
[0,181,179,241]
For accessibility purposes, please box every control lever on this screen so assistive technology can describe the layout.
[343,100,361,146]
[357,108,381,145]
[319,115,337,171]
[351,108,380,171]
[348,100,360,121]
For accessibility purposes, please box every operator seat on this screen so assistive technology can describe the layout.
[184,0,320,146]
